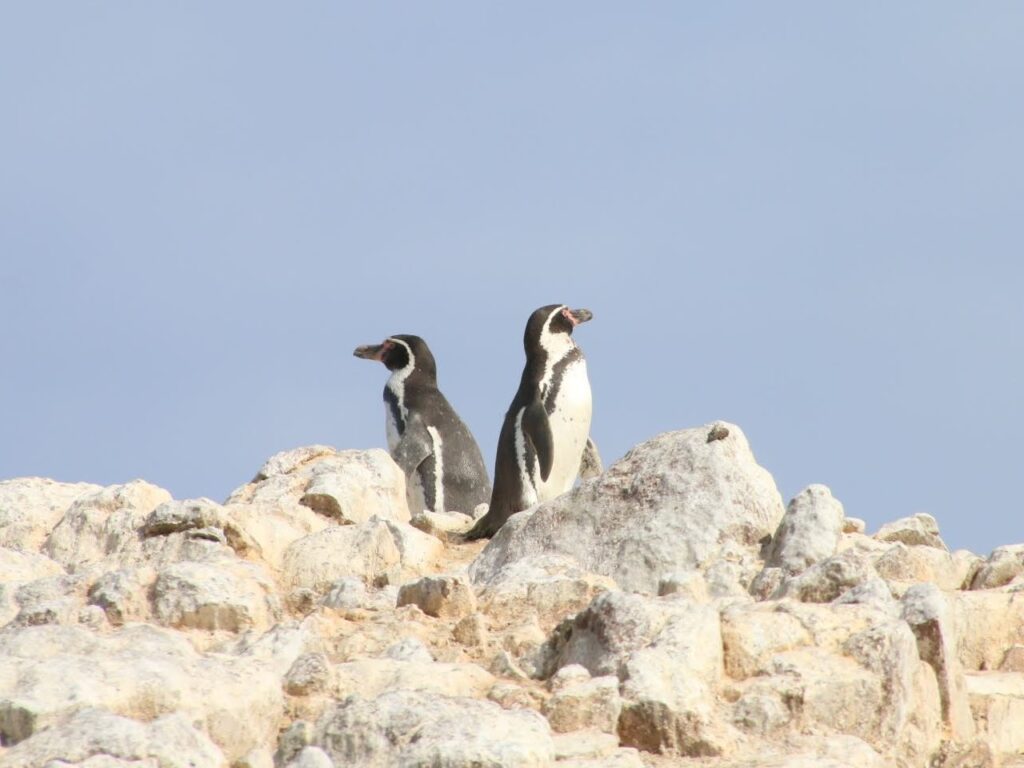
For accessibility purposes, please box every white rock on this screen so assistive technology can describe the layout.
[552,730,620,760]
[971,544,1024,590]
[764,484,845,575]
[0,478,103,553]
[901,583,975,741]
[312,690,553,767]
[721,604,813,680]
[952,586,1024,671]
[382,636,434,663]
[282,518,443,593]
[223,501,330,571]
[473,554,617,632]
[152,559,280,632]
[142,498,260,558]
[873,542,966,591]
[470,424,784,594]
[332,659,495,700]
[0,623,295,763]
[87,567,156,626]
[0,547,64,583]
[964,671,1024,757]
[43,480,173,571]
[396,574,476,619]
[228,447,409,525]
[286,746,335,768]
[874,513,947,550]
[547,592,731,756]
[543,673,621,733]
[775,548,878,603]
[284,653,332,696]
[0,707,225,768]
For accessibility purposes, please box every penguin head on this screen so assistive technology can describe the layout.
[524,304,593,356]
[353,334,437,379]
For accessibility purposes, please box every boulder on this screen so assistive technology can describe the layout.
[874,513,947,550]
[0,623,299,763]
[971,544,1024,590]
[470,423,784,594]
[282,518,443,593]
[331,658,495,700]
[0,478,103,553]
[952,586,1024,671]
[0,707,225,768]
[543,665,621,734]
[228,446,410,525]
[901,583,975,741]
[473,554,617,632]
[763,484,845,575]
[43,480,173,571]
[964,671,1024,757]
[152,559,280,632]
[396,574,476,619]
[312,690,554,767]
[544,592,731,756]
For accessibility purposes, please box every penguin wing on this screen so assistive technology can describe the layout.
[522,402,554,482]
[391,415,434,475]
[578,436,603,479]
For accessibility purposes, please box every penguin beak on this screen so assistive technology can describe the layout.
[565,308,593,327]
[353,343,386,362]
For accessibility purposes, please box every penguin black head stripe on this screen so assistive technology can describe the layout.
[354,333,490,516]
[353,335,436,381]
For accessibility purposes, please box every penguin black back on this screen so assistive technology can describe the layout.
[354,334,491,516]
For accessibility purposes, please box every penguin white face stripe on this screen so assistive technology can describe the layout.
[384,337,415,422]
[427,425,443,513]
[538,305,577,398]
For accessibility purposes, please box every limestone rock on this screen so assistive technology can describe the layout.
[0,623,295,763]
[901,583,975,741]
[721,604,813,680]
[152,559,280,632]
[964,671,1024,758]
[282,518,443,593]
[312,690,554,767]
[873,542,966,591]
[142,498,259,558]
[228,446,410,525]
[470,423,784,594]
[952,586,1024,671]
[552,730,620,761]
[43,480,173,571]
[283,652,331,696]
[396,574,476,619]
[0,707,225,768]
[546,592,731,756]
[764,484,845,575]
[0,478,103,553]
[286,746,335,768]
[409,509,475,540]
[774,548,878,603]
[543,666,621,734]
[382,636,434,663]
[332,659,495,700]
[87,567,156,626]
[223,501,329,571]
[0,548,64,583]
[472,554,617,632]
[874,512,947,550]
[971,544,1024,590]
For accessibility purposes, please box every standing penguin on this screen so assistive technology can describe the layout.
[465,304,599,540]
[354,334,491,516]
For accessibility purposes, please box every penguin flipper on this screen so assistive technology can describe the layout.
[522,402,554,482]
[391,417,433,475]
[578,436,603,479]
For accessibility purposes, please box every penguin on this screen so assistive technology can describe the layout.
[465,304,597,540]
[354,334,491,516]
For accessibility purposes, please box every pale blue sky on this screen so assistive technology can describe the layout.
[2,4,1022,556]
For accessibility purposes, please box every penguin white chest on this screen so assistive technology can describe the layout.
[538,357,592,500]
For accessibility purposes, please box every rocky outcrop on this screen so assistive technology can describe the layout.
[0,428,1021,767]
[471,423,784,594]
